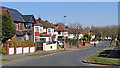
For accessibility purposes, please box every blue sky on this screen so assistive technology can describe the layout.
[2,2,118,27]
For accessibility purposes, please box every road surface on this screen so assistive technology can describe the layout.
[4,42,110,66]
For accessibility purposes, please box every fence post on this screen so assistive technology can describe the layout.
[29,45,30,53]
[5,41,9,55]
[22,45,24,54]
[57,42,59,50]
[14,44,16,55]
[35,43,37,52]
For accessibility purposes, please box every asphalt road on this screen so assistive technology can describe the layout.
[4,41,110,66]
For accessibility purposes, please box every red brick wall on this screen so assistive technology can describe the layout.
[65,43,70,48]
[23,23,26,31]
[85,42,90,46]
[11,35,17,41]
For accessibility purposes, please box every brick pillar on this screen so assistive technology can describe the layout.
[57,43,59,50]
[22,45,24,54]
[5,41,9,55]
[118,43,120,49]
[35,43,37,52]
[29,45,30,53]
[14,44,16,55]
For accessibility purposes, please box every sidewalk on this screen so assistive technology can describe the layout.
[2,46,91,61]
[107,45,120,59]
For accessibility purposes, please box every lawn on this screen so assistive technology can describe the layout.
[0,59,11,61]
[57,50,69,52]
[86,45,120,64]
[26,53,51,56]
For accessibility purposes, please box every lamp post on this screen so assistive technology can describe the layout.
[64,16,67,50]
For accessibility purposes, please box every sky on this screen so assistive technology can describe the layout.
[2,2,118,28]
[1,0,119,2]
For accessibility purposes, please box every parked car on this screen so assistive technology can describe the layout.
[57,41,64,48]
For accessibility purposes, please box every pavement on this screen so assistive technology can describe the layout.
[2,41,110,66]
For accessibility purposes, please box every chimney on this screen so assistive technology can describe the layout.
[38,17,41,20]
[45,20,48,22]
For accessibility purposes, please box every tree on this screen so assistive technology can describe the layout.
[83,33,91,41]
[2,13,16,43]
[84,27,90,32]
[90,25,118,40]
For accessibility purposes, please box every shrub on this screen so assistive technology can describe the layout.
[2,47,6,54]
[9,40,35,47]
[83,33,91,41]
[9,41,17,47]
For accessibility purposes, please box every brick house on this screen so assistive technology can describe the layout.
[53,24,68,39]
[2,6,36,41]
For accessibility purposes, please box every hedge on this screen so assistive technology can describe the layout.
[58,38,79,45]
[9,40,35,47]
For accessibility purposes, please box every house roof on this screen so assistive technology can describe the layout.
[22,15,37,23]
[82,30,89,34]
[54,24,68,31]
[2,6,25,22]
[36,17,54,28]
[68,28,82,34]
[1,6,36,23]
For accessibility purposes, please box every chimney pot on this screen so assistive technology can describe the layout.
[38,17,41,20]
[45,20,48,22]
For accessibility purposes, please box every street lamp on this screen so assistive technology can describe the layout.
[64,16,67,50]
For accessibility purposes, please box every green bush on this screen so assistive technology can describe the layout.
[9,40,34,47]
[58,38,78,43]
[58,38,78,45]
[83,33,91,41]
[2,47,6,54]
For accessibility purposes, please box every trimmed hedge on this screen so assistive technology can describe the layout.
[9,40,35,47]
[58,38,78,45]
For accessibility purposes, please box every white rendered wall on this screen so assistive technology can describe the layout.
[43,43,57,51]
[16,47,22,54]
[23,47,29,53]
[30,47,35,53]
[9,47,14,55]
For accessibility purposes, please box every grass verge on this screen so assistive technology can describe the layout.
[86,45,120,64]
[0,59,11,61]
[57,50,69,52]
[26,53,51,56]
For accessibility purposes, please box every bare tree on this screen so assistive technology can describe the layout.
[90,25,118,41]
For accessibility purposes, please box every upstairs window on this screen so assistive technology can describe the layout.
[21,23,23,30]
[35,27,39,32]
[24,23,32,29]
[40,27,43,33]
[48,29,51,34]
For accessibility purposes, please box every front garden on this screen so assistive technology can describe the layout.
[1,40,35,55]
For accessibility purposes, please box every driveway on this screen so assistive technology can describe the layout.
[3,42,110,66]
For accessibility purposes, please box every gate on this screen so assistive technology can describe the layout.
[36,42,43,50]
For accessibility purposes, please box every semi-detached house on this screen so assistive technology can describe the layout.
[2,6,36,41]
[53,24,68,39]
[34,17,56,43]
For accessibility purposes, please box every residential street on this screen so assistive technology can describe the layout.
[3,41,110,66]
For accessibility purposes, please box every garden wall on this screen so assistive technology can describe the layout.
[43,42,57,51]
[8,46,35,55]
[4,41,36,55]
